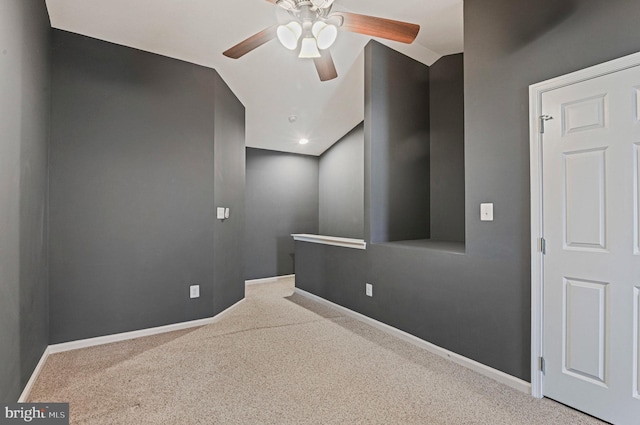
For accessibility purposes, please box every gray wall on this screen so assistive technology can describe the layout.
[298,41,529,379]
[49,30,244,343]
[297,1,640,382]
[462,0,640,377]
[245,123,363,280]
[464,0,640,257]
[213,77,246,314]
[245,148,319,280]
[319,122,365,239]
[365,42,430,243]
[0,0,50,402]
[429,53,465,243]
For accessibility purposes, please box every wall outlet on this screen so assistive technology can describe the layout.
[190,285,200,299]
[365,283,373,297]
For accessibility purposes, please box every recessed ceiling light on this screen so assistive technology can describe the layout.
[299,138,309,145]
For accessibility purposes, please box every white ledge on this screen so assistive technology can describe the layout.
[292,234,367,250]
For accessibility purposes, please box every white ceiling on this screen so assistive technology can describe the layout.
[45,0,463,156]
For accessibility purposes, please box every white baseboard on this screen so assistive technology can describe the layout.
[49,299,245,354]
[294,288,531,394]
[18,298,245,401]
[245,274,295,286]
[18,346,51,403]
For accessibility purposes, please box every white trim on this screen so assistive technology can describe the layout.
[529,79,546,399]
[294,288,531,394]
[18,347,51,403]
[292,233,367,250]
[18,298,245,401]
[245,274,295,286]
[529,50,640,400]
[48,299,244,354]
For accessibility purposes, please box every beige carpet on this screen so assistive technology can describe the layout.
[28,277,605,424]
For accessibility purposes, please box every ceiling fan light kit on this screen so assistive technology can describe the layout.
[277,21,302,50]
[312,21,337,50]
[223,0,420,81]
[299,37,321,58]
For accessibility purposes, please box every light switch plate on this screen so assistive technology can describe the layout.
[365,283,373,297]
[190,285,200,299]
[480,203,494,221]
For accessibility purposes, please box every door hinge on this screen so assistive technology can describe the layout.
[539,237,547,255]
[539,356,546,374]
[539,115,554,134]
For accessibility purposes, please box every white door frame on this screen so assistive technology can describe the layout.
[529,51,640,399]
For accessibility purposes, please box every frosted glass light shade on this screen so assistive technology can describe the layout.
[298,37,321,58]
[312,21,337,50]
[277,21,302,50]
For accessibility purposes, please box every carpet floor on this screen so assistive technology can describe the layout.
[28,277,605,424]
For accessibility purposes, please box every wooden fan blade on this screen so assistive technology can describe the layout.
[223,26,278,59]
[332,12,419,44]
[313,50,338,82]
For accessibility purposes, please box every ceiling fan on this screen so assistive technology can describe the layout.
[223,0,420,81]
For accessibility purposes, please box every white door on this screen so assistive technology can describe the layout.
[541,65,640,424]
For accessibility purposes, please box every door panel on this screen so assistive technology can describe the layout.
[634,87,640,122]
[564,278,608,385]
[635,143,640,254]
[635,286,640,399]
[563,148,607,250]
[542,64,640,424]
[562,94,607,135]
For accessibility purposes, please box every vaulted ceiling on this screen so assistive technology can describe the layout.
[45,0,463,155]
